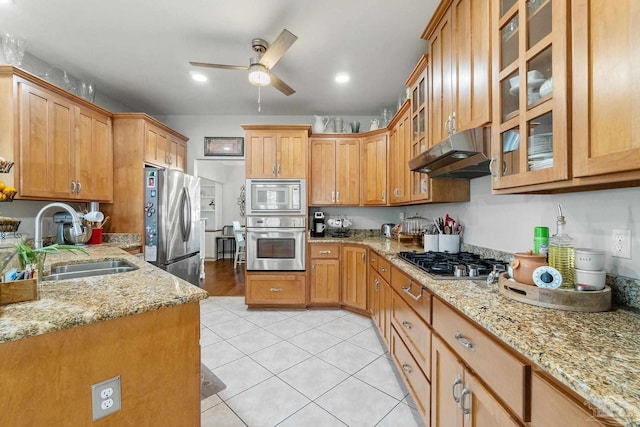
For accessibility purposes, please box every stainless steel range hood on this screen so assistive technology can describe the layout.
[408,127,491,179]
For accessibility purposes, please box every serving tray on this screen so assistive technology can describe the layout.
[498,273,611,312]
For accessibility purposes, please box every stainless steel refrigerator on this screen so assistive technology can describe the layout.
[144,167,201,286]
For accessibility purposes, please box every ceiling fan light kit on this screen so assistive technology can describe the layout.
[248,62,270,86]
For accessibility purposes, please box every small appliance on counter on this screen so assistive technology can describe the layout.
[311,212,326,237]
[380,223,395,238]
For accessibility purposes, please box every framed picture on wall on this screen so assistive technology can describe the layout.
[204,137,244,157]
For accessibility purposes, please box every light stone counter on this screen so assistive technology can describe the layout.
[0,245,208,343]
[310,236,640,427]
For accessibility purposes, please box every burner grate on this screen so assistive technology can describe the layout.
[397,251,508,280]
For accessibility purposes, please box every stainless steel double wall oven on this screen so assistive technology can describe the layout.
[245,179,306,271]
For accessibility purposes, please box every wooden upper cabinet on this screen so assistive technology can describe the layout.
[143,123,187,170]
[243,125,310,179]
[388,101,412,205]
[362,132,388,205]
[75,107,113,201]
[17,79,113,202]
[426,0,491,145]
[309,137,360,206]
[572,0,640,179]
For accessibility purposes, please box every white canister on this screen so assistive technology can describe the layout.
[438,234,460,253]
[424,234,439,252]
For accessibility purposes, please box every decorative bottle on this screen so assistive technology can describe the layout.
[548,205,575,288]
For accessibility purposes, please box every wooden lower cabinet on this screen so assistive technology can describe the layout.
[391,327,431,423]
[432,336,521,427]
[530,372,610,427]
[341,245,367,311]
[432,298,529,421]
[245,272,306,307]
[309,259,340,305]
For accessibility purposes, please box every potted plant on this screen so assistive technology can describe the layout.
[13,239,88,276]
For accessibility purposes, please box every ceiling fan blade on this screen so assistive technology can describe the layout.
[269,73,295,96]
[189,61,248,71]
[259,29,298,69]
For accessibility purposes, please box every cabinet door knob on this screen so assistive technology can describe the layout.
[402,363,413,374]
[402,321,412,330]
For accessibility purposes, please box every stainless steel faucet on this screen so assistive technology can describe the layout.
[34,202,84,248]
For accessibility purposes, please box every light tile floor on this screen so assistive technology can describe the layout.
[200,296,426,427]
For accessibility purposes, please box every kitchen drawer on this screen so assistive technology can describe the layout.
[246,272,306,306]
[377,256,391,283]
[391,291,431,378]
[432,298,530,421]
[391,327,430,422]
[390,266,431,324]
[309,244,340,259]
[369,249,379,271]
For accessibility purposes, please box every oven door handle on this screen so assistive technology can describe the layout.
[246,228,305,234]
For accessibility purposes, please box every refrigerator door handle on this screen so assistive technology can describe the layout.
[180,188,189,241]
[184,187,192,240]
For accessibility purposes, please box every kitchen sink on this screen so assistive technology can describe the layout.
[43,259,139,281]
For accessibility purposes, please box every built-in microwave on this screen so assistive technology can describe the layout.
[246,179,306,216]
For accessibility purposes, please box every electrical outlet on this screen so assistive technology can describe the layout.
[612,229,631,259]
[91,376,121,420]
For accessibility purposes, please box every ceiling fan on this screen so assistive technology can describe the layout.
[190,29,298,96]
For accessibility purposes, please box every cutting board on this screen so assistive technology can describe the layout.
[498,273,611,312]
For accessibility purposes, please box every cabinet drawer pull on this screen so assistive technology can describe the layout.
[402,321,412,330]
[331,191,335,202]
[374,278,380,292]
[454,331,475,351]
[319,250,331,254]
[402,363,413,374]
[70,181,76,193]
[269,288,282,292]
[277,164,281,175]
[272,165,276,176]
[401,281,423,301]
[336,191,340,202]
[362,253,366,263]
[451,376,462,404]
[460,387,471,415]
[381,190,385,201]
[76,181,81,194]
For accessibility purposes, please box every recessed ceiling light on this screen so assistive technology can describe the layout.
[0,0,15,5]
[190,72,208,83]
[335,73,350,84]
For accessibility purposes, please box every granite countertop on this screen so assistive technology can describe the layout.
[309,236,640,427]
[0,245,208,343]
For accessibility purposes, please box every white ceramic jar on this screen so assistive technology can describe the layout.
[575,248,605,271]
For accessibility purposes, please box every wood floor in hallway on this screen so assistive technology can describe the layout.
[200,259,245,297]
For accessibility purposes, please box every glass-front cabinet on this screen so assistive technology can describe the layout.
[491,0,569,190]
[407,55,429,201]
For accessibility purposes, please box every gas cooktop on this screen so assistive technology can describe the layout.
[397,251,508,280]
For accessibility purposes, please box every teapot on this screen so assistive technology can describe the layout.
[313,115,329,133]
[369,119,379,131]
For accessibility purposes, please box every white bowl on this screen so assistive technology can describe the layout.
[574,268,606,290]
[539,78,553,97]
[575,248,605,271]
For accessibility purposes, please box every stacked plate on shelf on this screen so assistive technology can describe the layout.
[528,133,553,170]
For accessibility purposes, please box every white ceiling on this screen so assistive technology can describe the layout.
[0,0,439,116]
